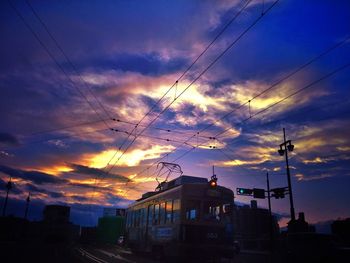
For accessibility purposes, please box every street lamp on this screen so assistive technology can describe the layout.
[278,128,296,221]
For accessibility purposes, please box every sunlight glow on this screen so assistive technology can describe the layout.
[87,145,175,168]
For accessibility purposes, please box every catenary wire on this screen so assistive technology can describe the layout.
[131,35,350,179]
[8,0,112,130]
[105,0,280,176]
[135,61,350,180]
[25,0,114,121]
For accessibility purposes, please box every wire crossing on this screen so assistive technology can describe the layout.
[104,0,280,177]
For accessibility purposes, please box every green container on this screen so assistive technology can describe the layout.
[97,216,125,244]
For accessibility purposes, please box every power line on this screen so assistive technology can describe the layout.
[25,0,114,122]
[101,0,255,170]
[89,0,260,205]
[220,99,350,158]
[8,0,112,130]
[16,128,111,147]
[135,61,350,180]
[105,0,280,176]
[153,35,350,165]
[28,118,111,136]
[110,128,214,148]
[20,116,213,141]
[100,0,281,206]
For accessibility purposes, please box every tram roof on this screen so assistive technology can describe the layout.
[139,175,208,200]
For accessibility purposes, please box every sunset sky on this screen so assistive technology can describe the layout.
[1,0,349,227]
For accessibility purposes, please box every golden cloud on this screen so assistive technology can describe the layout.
[295,173,333,181]
[85,144,175,168]
[337,146,350,152]
[219,159,263,167]
[302,157,326,164]
[215,144,280,167]
[39,165,74,175]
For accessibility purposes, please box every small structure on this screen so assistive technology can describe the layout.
[233,200,279,251]
[331,218,350,245]
[43,205,70,224]
[42,204,79,243]
[97,207,126,244]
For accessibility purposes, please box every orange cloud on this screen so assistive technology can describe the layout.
[85,144,175,168]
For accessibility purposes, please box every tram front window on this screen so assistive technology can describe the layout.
[203,201,222,222]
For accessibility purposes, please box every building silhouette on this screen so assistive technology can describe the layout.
[233,200,279,251]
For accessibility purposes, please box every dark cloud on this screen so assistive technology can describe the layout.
[69,163,131,183]
[71,195,89,202]
[0,165,68,185]
[68,181,107,192]
[105,193,130,205]
[25,183,64,199]
[0,132,19,146]
[75,52,187,77]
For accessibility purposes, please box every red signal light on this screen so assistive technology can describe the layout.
[209,174,218,188]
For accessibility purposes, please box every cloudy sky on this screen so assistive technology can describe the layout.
[1,0,349,226]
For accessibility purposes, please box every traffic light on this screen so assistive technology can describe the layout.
[253,188,265,199]
[209,174,217,188]
[271,187,286,199]
[236,188,253,196]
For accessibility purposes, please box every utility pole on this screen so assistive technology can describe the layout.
[266,172,274,260]
[278,128,296,221]
[2,177,12,217]
[24,193,31,220]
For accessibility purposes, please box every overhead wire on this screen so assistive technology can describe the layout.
[28,118,111,136]
[103,0,284,206]
[88,0,260,206]
[19,116,215,142]
[219,98,350,158]
[110,0,255,155]
[134,61,350,181]
[130,34,350,179]
[7,0,112,130]
[25,0,114,121]
[105,0,280,176]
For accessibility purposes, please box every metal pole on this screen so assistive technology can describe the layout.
[2,178,12,217]
[266,172,273,260]
[283,128,296,221]
[24,193,30,220]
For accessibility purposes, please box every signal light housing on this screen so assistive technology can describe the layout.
[209,174,218,188]
[236,188,253,196]
[271,187,286,199]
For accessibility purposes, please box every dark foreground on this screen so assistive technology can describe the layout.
[0,241,272,263]
[2,241,350,263]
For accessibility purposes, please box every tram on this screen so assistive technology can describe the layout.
[125,175,237,260]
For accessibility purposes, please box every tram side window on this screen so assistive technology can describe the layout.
[129,211,134,227]
[185,200,200,221]
[139,209,143,227]
[137,209,141,227]
[160,202,166,224]
[134,209,139,227]
[130,211,134,227]
[147,205,153,226]
[126,212,130,227]
[141,208,147,227]
[153,204,160,225]
[173,199,180,223]
[166,200,173,223]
